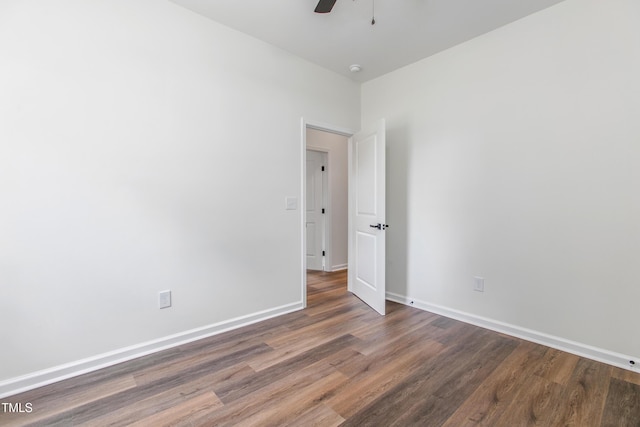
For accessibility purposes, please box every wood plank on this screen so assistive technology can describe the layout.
[600,378,640,427]
[83,364,255,427]
[26,343,272,425]
[0,375,137,427]
[305,292,369,317]
[340,330,518,426]
[611,366,640,386]
[442,340,548,426]
[213,334,360,403]
[327,338,444,418]
[337,317,443,378]
[547,358,611,426]
[534,347,580,385]
[187,350,352,426]
[248,319,366,372]
[127,391,222,427]
[265,306,367,349]
[132,337,268,386]
[494,374,565,426]
[286,403,345,427]
[348,304,437,348]
[231,370,347,426]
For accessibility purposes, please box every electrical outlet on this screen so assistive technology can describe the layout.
[474,277,485,292]
[159,290,172,309]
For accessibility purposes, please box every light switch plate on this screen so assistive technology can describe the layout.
[474,277,485,292]
[285,197,298,210]
[159,290,172,309]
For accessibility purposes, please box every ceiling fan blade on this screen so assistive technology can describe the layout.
[315,0,337,13]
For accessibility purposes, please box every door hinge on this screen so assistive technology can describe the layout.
[321,166,325,171]
[322,250,325,256]
[322,208,325,214]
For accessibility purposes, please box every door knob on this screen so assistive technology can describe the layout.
[370,223,390,230]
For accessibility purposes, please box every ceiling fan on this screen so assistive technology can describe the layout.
[315,0,377,25]
[314,0,338,13]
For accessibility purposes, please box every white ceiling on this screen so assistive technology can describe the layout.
[171,0,566,82]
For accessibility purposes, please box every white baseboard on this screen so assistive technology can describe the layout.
[330,264,348,271]
[386,292,638,372]
[0,301,304,399]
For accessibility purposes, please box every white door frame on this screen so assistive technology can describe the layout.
[300,118,355,308]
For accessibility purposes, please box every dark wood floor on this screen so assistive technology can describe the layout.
[2,270,639,426]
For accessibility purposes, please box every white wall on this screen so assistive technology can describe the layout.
[363,0,640,360]
[0,0,359,387]
[306,129,349,271]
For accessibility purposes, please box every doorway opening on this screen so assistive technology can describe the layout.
[301,120,353,307]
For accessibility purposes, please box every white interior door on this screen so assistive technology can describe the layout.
[306,150,326,271]
[348,119,386,315]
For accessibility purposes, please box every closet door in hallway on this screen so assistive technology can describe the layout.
[306,149,327,271]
